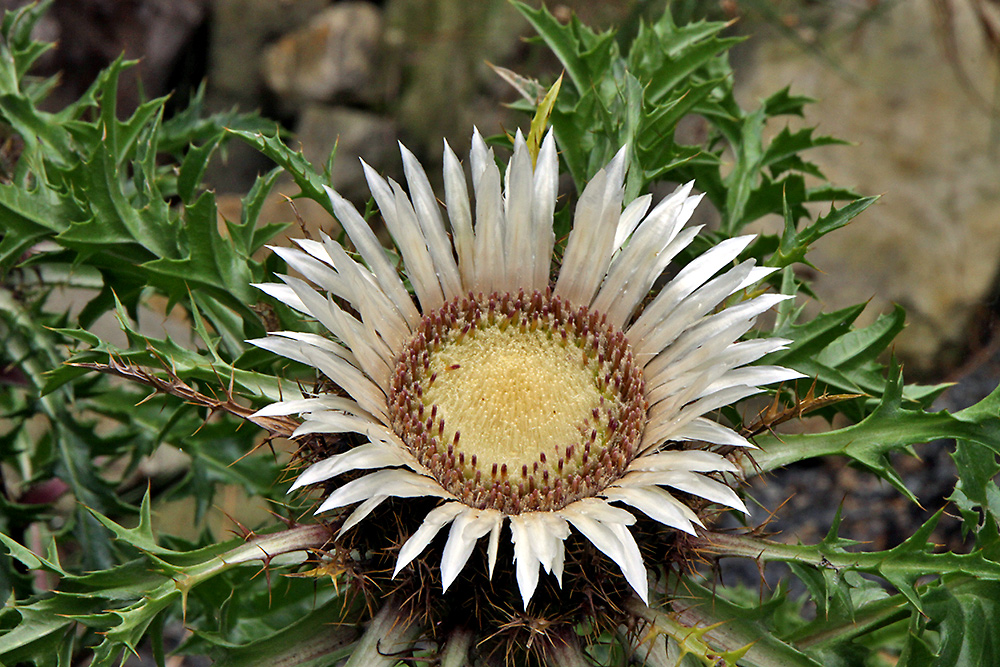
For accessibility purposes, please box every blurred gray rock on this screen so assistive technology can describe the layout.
[384,0,523,160]
[208,0,329,108]
[297,104,398,204]
[204,0,329,193]
[737,0,1000,375]
[262,2,388,111]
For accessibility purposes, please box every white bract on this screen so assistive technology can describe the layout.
[252,129,801,609]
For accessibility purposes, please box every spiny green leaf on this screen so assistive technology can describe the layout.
[52,319,292,403]
[751,362,997,497]
[95,57,168,167]
[767,304,946,414]
[57,142,176,259]
[636,24,741,104]
[916,581,1000,665]
[228,128,335,218]
[0,2,55,79]
[769,196,878,268]
[708,519,1000,615]
[89,588,180,667]
[113,97,167,168]
[815,305,906,371]
[0,183,69,273]
[950,441,1000,537]
[512,1,603,94]
[0,596,93,665]
[208,597,358,667]
[0,87,72,163]
[0,532,66,576]
[723,105,766,233]
[763,127,849,173]
[177,136,223,204]
[650,582,825,667]
[142,190,260,325]
[85,489,177,557]
[233,166,285,255]
[762,86,814,117]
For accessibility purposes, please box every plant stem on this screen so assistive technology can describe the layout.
[344,596,424,667]
[175,523,333,596]
[691,530,921,574]
[440,626,474,667]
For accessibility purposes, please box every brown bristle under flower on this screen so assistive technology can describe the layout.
[389,288,647,514]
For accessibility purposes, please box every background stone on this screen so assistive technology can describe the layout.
[262,2,389,111]
[737,0,1000,376]
[206,0,330,110]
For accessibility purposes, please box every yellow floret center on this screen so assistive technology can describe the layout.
[424,326,601,473]
[390,290,646,513]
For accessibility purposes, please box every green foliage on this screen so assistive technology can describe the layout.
[750,367,1000,502]
[511,1,857,244]
[0,2,998,667]
[0,493,338,667]
[0,0,296,616]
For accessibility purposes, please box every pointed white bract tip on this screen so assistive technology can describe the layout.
[754,265,782,279]
[676,521,698,536]
[247,406,269,420]
[731,233,758,252]
[539,128,556,152]
[359,159,378,180]
[635,581,649,605]
[518,580,536,610]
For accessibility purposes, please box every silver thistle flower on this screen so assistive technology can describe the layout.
[251,129,800,609]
